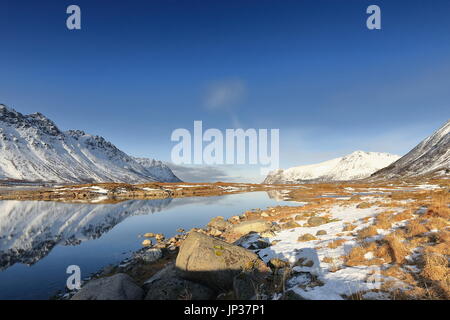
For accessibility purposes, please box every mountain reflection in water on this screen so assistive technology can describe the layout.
[0,192,295,299]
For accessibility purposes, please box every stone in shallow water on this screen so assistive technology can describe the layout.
[208,216,232,231]
[71,273,144,300]
[155,233,165,242]
[141,248,163,263]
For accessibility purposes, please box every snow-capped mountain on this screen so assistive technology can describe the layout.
[0,104,180,183]
[264,151,400,184]
[371,120,450,179]
[132,157,181,182]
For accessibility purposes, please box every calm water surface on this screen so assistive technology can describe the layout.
[0,191,295,299]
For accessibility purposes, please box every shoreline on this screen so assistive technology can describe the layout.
[57,178,449,300]
[0,182,303,202]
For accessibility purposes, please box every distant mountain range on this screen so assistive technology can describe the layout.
[264,151,400,184]
[2,104,447,184]
[371,120,450,179]
[0,104,181,183]
[265,119,450,184]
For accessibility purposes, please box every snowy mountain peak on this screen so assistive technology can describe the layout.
[0,104,24,125]
[133,157,181,183]
[0,105,181,183]
[371,120,450,179]
[264,151,400,184]
[344,150,371,159]
[0,105,62,136]
[435,119,450,136]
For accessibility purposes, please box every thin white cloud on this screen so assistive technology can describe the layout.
[204,79,246,110]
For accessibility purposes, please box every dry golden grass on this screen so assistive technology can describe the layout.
[384,234,410,264]
[390,210,413,223]
[426,191,450,219]
[322,257,334,264]
[295,180,449,299]
[344,232,414,268]
[373,212,393,230]
[356,202,373,209]
[344,242,388,266]
[327,239,347,249]
[421,251,448,281]
[424,216,449,230]
[361,216,372,223]
[382,265,416,286]
[343,223,357,232]
[405,219,429,237]
[437,230,450,244]
[413,248,450,300]
[357,226,379,239]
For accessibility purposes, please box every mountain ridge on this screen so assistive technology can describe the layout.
[0,104,181,183]
[264,151,400,184]
[371,120,450,179]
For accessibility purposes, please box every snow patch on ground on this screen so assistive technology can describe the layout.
[257,203,393,300]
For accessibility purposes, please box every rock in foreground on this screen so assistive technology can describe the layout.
[176,232,270,291]
[144,264,214,300]
[71,273,144,300]
[229,220,272,236]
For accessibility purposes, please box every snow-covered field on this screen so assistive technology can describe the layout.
[239,182,449,300]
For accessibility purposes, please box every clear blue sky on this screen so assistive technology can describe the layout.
[1,0,449,181]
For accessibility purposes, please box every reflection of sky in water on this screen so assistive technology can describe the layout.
[0,191,295,299]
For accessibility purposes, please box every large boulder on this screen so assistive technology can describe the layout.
[176,232,270,291]
[229,220,272,236]
[144,264,214,300]
[71,273,144,300]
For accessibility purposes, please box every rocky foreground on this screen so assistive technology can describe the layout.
[64,178,449,300]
